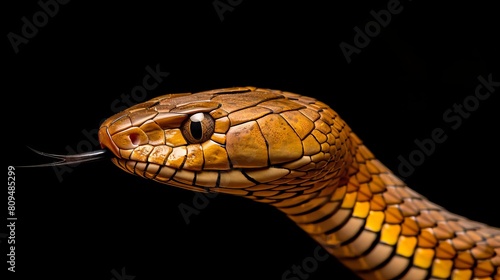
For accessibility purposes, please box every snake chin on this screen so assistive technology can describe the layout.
[109,157,300,197]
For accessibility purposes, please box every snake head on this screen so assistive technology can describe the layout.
[97,87,350,197]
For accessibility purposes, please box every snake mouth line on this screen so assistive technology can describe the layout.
[19,147,111,168]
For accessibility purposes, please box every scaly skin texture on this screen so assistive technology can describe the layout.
[98,87,500,280]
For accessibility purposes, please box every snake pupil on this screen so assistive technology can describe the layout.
[190,121,203,140]
[181,112,214,143]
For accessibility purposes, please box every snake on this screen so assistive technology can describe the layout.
[30,86,499,280]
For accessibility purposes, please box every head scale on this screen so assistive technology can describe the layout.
[97,87,352,198]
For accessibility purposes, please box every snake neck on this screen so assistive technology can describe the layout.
[274,131,500,280]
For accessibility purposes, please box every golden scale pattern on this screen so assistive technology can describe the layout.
[98,87,500,280]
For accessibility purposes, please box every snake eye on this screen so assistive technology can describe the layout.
[181,112,215,143]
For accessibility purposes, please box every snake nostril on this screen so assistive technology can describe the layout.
[129,133,140,145]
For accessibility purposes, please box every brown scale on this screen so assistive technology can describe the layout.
[97,87,500,280]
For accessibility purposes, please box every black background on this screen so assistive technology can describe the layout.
[4,1,499,280]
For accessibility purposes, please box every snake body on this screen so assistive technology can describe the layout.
[96,87,499,280]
